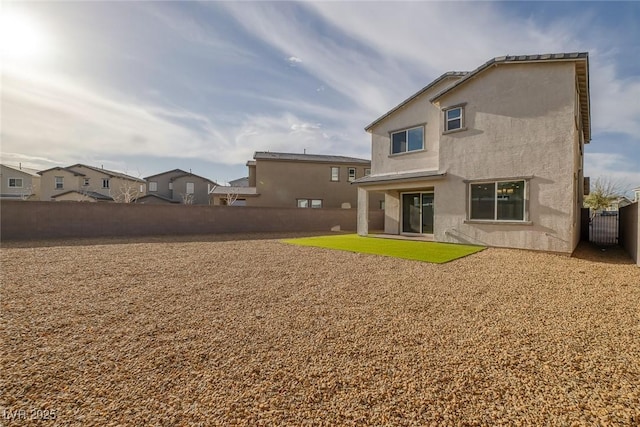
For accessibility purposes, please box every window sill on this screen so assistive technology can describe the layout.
[443,127,467,135]
[464,220,532,226]
[388,148,426,158]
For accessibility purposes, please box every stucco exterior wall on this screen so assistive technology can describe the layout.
[619,202,639,266]
[171,175,212,205]
[0,165,40,200]
[40,166,146,202]
[434,62,579,253]
[40,169,83,201]
[248,160,383,210]
[146,172,180,199]
[368,76,462,176]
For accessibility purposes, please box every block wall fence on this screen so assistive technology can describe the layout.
[0,201,384,241]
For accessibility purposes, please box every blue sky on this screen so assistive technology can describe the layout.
[1,1,639,193]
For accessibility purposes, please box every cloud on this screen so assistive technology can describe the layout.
[287,56,303,66]
[584,153,640,195]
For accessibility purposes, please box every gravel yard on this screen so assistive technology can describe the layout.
[1,234,639,426]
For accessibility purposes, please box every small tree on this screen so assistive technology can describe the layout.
[109,180,142,203]
[583,177,623,213]
[180,192,195,205]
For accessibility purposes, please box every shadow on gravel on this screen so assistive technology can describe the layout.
[0,231,340,249]
[571,241,635,265]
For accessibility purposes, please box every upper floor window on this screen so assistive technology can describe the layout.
[444,106,464,132]
[186,182,195,194]
[348,167,356,182]
[364,168,371,176]
[330,167,339,182]
[297,199,323,208]
[55,176,64,189]
[469,180,526,221]
[8,178,23,188]
[149,181,158,192]
[391,126,423,154]
[83,178,90,186]
[102,179,110,189]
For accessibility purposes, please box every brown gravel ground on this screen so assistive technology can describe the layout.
[1,234,639,426]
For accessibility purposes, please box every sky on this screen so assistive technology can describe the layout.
[1,1,639,193]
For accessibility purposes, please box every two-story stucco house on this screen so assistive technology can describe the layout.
[355,53,590,254]
[141,169,218,205]
[212,152,384,210]
[39,164,146,202]
[0,164,41,200]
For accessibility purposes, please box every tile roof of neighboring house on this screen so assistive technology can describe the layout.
[38,166,86,176]
[51,190,114,201]
[353,170,446,186]
[169,172,218,184]
[254,152,371,164]
[143,169,189,180]
[67,164,146,182]
[229,177,249,187]
[135,193,179,203]
[1,164,41,177]
[429,52,590,141]
[366,52,591,142]
[365,71,468,131]
[39,164,146,181]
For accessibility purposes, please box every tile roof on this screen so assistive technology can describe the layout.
[51,190,114,201]
[366,52,590,142]
[144,169,189,180]
[365,71,468,131]
[67,164,146,182]
[430,52,590,141]
[1,164,41,176]
[135,193,179,203]
[254,152,371,164]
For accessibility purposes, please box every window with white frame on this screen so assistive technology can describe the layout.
[297,199,309,208]
[149,181,158,192]
[102,179,110,189]
[469,180,526,221]
[83,178,90,186]
[444,106,464,132]
[380,200,385,210]
[311,199,322,208]
[391,126,424,154]
[55,176,64,189]
[365,168,371,176]
[186,182,195,194]
[8,178,23,188]
[330,167,339,182]
[348,167,356,182]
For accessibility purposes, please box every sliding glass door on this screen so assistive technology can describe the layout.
[401,192,434,234]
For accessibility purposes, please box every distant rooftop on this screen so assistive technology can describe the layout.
[1,164,41,177]
[254,152,370,164]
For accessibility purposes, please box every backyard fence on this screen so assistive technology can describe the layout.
[0,201,384,241]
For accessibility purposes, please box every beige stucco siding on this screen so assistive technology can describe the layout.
[0,165,40,200]
[40,170,83,201]
[368,76,462,176]
[434,62,578,253]
[248,160,382,210]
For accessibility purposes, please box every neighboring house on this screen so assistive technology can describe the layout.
[39,164,146,202]
[211,152,384,210]
[355,52,590,254]
[606,197,633,212]
[144,169,217,205]
[0,164,41,200]
[633,187,640,203]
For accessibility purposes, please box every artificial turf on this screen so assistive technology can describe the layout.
[282,234,485,264]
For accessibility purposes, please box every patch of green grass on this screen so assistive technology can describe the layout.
[282,234,485,264]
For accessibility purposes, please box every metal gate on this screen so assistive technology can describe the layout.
[589,212,619,245]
